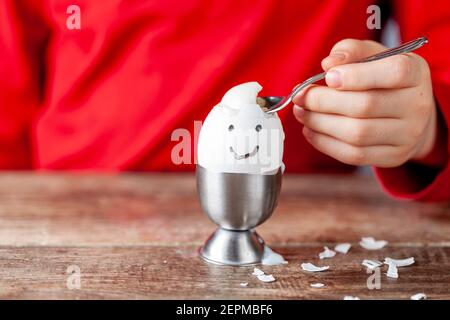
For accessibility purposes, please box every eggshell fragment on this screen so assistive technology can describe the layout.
[343,296,360,300]
[386,262,399,279]
[411,293,427,300]
[256,274,276,283]
[334,243,351,254]
[301,263,329,272]
[362,259,383,270]
[319,247,336,260]
[359,237,388,250]
[262,245,288,266]
[384,257,415,267]
[251,267,265,276]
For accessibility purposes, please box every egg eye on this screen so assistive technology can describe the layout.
[255,124,262,132]
[228,124,234,132]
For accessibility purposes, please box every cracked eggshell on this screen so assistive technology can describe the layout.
[198,82,285,174]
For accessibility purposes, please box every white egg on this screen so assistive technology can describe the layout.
[198,82,285,174]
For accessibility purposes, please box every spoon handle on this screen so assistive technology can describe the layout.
[359,36,428,63]
[267,36,428,114]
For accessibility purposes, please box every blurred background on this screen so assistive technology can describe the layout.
[0,1,445,179]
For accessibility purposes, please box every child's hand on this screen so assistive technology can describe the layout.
[293,39,437,168]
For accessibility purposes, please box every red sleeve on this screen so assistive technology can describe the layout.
[374,0,450,202]
[0,1,49,169]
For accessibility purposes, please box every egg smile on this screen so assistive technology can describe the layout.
[229,145,259,160]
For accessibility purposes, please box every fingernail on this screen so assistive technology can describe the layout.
[326,70,342,88]
[329,51,346,61]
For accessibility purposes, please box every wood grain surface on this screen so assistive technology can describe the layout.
[0,172,449,299]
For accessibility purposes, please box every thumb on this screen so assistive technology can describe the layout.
[321,39,387,71]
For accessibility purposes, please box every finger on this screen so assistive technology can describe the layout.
[322,39,386,71]
[293,85,415,119]
[294,107,406,146]
[302,127,404,167]
[326,53,423,90]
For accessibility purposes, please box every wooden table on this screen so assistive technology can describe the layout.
[0,172,449,299]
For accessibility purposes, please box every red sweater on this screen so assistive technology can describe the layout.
[1,0,449,201]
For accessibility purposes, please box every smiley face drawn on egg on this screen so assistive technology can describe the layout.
[198,82,285,175]
[228,124,261,160]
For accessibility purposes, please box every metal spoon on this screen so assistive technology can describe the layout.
[259,36,428,114]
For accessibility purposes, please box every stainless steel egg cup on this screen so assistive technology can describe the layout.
[197,165,282,266]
